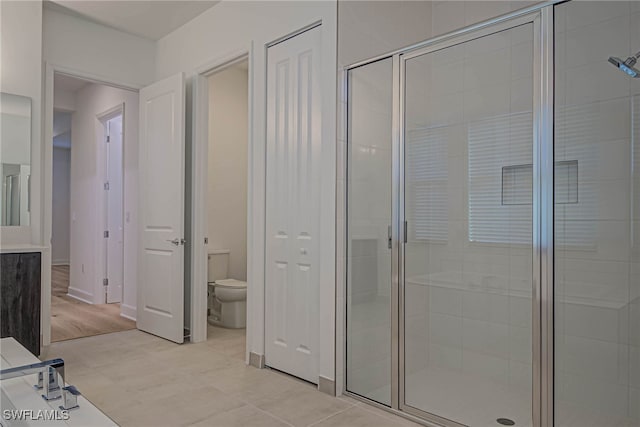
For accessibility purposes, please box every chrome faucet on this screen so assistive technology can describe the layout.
[0,358,80,410]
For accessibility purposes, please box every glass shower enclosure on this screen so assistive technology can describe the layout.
[345,2,639,427]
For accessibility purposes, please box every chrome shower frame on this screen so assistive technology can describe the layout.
[342,2,557,427]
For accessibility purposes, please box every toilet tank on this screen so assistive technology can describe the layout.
[208,250,230,282]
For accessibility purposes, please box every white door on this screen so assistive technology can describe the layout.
[137,73,186,343]
[265,25,322,384]
[106,116,124,303]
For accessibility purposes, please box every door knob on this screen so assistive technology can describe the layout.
[166,238,185,246]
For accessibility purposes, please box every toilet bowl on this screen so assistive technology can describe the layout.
[210,279,247,329]
[207,251,247,329]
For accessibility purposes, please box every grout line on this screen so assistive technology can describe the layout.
[306,404,355,427]
[355,401,411,426]
[246,402,296,427]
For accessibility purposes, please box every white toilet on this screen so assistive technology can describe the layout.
[207,250,247,329]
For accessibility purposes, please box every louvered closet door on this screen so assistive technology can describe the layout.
[265,25,322,384]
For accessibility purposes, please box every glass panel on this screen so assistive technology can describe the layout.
[0,93,31,226]
[403,24,534,426]
[554,2,639,426]
[346,58,393,405]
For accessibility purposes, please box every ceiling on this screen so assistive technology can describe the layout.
[46,0,219,40]
[54,73,89,94]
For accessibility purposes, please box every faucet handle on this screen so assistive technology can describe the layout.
[41,366,62,401]
[60,385,81,410]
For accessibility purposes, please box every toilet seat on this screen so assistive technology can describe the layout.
[214,279,247,289]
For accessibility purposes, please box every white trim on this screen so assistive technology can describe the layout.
[191,49,251,346]
[266,20,322,47]
[190,73,209,344]
[195,49,249,77]
[43,62,140,347]
[51,260,69,266]
[96,103,124,122]
[66,286,94,304]
[318,14,338,385]
[120,303,136,321]
[51,64,144,91]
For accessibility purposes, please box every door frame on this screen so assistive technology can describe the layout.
[340,3,555,426]
[190,49,252,345]
[43,63,141,346]
[97,104,125,304]
[398,11,544,427]
[190,17,337,391]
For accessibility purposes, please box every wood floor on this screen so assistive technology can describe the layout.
[51,265,135,342]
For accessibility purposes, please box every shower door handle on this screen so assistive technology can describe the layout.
[404,221,408,244]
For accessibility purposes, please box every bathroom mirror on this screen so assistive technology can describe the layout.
[1,93,31,226]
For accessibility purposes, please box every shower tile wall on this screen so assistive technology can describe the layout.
[555,2,640,426]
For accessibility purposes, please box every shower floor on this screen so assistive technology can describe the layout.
[362,367,634,427]
[404,368,531,427]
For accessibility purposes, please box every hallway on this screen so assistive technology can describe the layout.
[51,265,135,342]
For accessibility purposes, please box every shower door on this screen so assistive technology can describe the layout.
[345,8,551,426]
[400,17,539,427]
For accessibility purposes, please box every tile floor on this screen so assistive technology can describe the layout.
[41,326,421,427]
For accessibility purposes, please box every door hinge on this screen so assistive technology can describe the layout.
[104,230,109,238]
[204,237,209,244]
[103,278,108,287]
[104,181,110,191]
[106,135,110,143]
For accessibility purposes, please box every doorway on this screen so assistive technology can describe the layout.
[203,59,249,359]
[50,72,136,342]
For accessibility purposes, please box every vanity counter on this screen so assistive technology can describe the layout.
[0,245,46,254]
[1,337,116,426]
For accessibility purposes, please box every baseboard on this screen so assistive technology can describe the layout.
[120,304,136,321]
[66,287,93,304]
[318,376,336,396]
[249,352,265,369]
[51,260,69,266]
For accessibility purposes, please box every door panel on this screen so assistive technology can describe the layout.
[345,58,394,405]
[265,25,322,383]
[401,24,535,426]
[554,2,640,426]
[137,72,185,344]
[106,116,123,304]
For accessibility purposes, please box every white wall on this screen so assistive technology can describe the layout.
[67,83,138,318]
[156,0,337,386]
[0,0,43,246]
[51,145,70,264]
[43,6,155,88]
[207,66,248,281]
[53,86,76,112]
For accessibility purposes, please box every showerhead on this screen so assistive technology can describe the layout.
[608,55,640,78]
